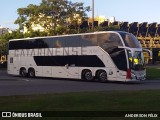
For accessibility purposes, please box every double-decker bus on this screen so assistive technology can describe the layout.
[7,31,152,82]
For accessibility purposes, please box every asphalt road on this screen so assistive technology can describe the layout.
[0,69,160,96]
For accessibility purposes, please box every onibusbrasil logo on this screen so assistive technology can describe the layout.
[1,112,42,118]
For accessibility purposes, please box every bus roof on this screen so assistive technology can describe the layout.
[9,31,127,41]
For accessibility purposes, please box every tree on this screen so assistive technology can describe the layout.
[14,0,90,35]
[0,38,8,55]
[14,4,39,31]
[66,2,90,33]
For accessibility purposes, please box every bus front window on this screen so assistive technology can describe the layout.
[128,51,145,70]
[119,32,141,48]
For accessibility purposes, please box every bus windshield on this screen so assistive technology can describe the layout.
[128,51,145,70]
[119,32,141,48]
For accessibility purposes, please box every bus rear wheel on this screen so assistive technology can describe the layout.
[97,71,108,82]
[28,68,35,78]
[20,68,27,77]
[82,70,93,81]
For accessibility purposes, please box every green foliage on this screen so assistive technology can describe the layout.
[0,39,8,54]
[0,31,24,54]
[14,0,91,35]
[24,30,48,38]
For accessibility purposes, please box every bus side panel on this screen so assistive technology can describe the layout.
[7,55,13,75]
[67,67,79,79]
[7,50,15,75]
[98,51,117,81]
[26,56,43,77]
[52,67,80,79]
[20,56,27,66]
[52,67,68,78]
[8,56,20,75]
[116,70,127,81]
[42,66,52,77]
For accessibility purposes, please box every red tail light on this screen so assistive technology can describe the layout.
[126,69,131,79]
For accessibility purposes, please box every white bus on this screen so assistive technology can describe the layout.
[7,31,151,82]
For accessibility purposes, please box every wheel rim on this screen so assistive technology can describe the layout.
[29,70,35,77]
[21,69,26,77]
[85,71,93,81]
[99,72,107,82]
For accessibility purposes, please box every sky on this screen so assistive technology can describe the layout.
[0,0,160,29]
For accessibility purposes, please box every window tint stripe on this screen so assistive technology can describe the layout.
[33,55,105,67]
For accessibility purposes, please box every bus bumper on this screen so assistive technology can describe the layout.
[131,74,146,81]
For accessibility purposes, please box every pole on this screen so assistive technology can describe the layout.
[92,0,94,31]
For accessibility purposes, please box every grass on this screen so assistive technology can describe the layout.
[1,90,160,111]
[0,90,160,120]
[146,67,160,80]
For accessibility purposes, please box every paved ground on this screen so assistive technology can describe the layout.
[0,69,160,96]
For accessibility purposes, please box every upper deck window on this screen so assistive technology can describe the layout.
[98,33,123,49]
[119,32,141,48]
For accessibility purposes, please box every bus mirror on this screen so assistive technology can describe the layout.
[143,49,152,59]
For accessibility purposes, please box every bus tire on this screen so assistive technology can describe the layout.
[97,70,108,82]
[20,68,27,77]
[82,70,93,81]
[28,68,35,78]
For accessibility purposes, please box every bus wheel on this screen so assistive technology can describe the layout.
[28,68,35,78]
[97,71,108,82]
[20,68,27,77]
[82,70,93,81]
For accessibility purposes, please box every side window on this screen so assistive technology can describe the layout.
[20,40,29,49]
[110,48,127,71]
[29,39,47,49]
[44,38,54,48]
[65,36,81,47]
[97,33,108,45]
[121,33,141,48]
[109,33,121,44]
[97,33,122,46]
[38,39,44,48]
[9,41,15,50]
[29,39,37,49]
[24,40,30,49]
[81,34,97,46]
[98,33,123,49]
[9,40,25,50]
[10,57,13,63]
[53,37,65,48]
